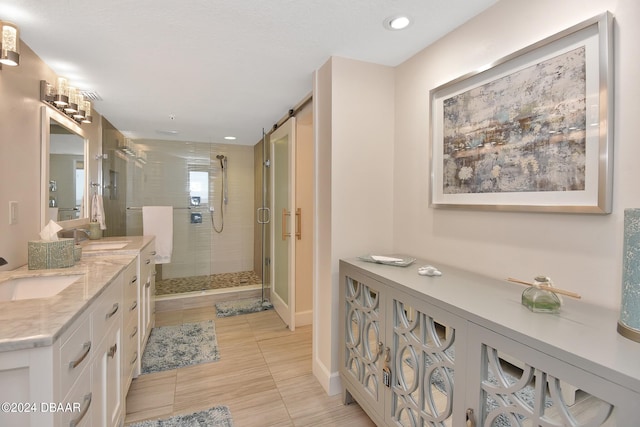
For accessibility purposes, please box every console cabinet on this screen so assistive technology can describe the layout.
[340,258,640,427]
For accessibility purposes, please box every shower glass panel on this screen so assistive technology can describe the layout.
[102,136,262,297]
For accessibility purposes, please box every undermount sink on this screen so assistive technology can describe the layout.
[83,241,131,251]
[0,274,84,302]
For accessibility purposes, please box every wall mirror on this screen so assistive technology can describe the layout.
[40,105,89,229]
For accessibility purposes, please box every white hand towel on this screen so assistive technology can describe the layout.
[91,194,107,230]
[142,206,173,264]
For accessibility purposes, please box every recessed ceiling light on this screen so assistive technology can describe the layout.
[224,136,236,140]
[384,15,411,31]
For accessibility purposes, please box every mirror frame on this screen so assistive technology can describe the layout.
[40,105,90,230]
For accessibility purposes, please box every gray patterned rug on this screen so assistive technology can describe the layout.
[128,406,233,426]
[141,320,220,374]
[215,298,273,317]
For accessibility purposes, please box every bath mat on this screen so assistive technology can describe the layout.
[128,405,234,426]
[141,320,220,374]
[215,298,273,317]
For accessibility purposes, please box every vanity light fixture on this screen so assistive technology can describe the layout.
[383,15,411,31]
[0,21,20,67]
[40,79,93,125]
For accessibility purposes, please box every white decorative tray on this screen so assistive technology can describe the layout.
[358,255,416,267]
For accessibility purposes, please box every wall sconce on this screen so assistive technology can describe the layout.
[0,21,20,68]
[64,86,79,114]
[40,79,93,125]
[135,150,147,165]
[81,99,92,123]
[54,77,69,107]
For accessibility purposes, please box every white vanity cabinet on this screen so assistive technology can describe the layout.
[0,258,132,427]
[340,258,640,427]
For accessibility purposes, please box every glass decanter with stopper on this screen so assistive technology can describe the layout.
[521,275,562,313]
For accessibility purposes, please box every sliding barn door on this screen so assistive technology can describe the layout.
[270,118,296,330]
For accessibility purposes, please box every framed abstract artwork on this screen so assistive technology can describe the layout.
[430,12,613,213]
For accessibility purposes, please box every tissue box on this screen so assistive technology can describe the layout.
[28,238,75,270]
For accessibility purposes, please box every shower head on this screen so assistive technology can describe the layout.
[216,154,226,169]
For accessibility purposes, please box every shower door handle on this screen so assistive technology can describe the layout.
[282,208,291,240]
[295,208,301,240]
[257,207,271,224]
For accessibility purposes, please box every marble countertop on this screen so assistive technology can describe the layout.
[0,235,154,352]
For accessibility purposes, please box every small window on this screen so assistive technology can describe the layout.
[189,171,209,205]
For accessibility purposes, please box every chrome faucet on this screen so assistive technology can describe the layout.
[73,228,91,244]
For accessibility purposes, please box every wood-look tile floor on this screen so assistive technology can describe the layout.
[125,307,375,426]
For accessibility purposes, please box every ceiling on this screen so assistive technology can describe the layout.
[1,0,497,145]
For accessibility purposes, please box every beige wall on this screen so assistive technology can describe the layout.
[0,42,102,270]
[393,0,639,309]
[312,0,640,396]
[313,57,395,394]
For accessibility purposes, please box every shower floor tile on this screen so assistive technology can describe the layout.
[156,271,262,295]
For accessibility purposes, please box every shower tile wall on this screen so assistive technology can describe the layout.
[125,140,255,280]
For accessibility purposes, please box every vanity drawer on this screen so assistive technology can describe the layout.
[59,313,92,398]
[92,274,123,350]
[141,246,156,284]
[58,363,92,427]
[123,261,138,326]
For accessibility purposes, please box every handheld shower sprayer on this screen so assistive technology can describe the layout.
[216,154,225,169]
[211,154,228,233]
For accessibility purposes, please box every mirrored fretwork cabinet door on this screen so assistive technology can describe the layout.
[339,267,469,426]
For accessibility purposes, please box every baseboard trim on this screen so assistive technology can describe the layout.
[312,357,342,396]
[296,309,313,326]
